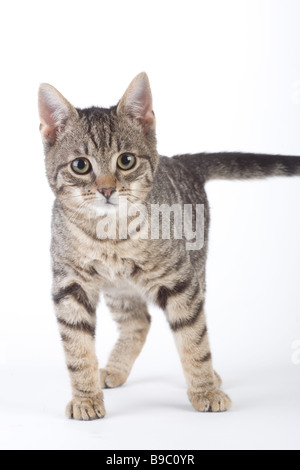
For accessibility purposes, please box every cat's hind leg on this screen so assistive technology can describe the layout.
[100,292,151,388]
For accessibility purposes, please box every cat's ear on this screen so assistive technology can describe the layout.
[117,73,155,134]
[38,84,77,146]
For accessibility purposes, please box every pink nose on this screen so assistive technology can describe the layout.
[98,187,116,200]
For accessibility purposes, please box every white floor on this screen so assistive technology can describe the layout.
[1,303,299,451]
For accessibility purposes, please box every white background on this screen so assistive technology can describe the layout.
[0,0,300,450]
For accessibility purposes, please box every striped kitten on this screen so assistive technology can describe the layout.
[39,73,300,420]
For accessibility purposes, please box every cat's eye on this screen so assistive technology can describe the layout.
[71,158,92,175]
[117,154,136,171]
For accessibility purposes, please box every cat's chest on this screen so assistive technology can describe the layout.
[92,240,145,283]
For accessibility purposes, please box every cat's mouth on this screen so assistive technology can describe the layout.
[103,200,117,206]
[90,196,119,215]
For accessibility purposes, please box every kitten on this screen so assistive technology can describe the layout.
[38,73,300,420]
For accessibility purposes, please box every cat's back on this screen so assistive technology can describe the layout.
[151,155,207,206]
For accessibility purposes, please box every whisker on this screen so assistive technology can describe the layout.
[121,189,151,193]
[60,194,96,201]
[67,201,91,226]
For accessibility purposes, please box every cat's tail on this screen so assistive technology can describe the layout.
[176,153,300,182]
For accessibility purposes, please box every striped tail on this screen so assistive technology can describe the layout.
[176,153,300,182]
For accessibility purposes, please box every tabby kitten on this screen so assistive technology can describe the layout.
[39,73,300,420]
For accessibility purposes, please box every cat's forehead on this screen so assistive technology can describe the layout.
[76,107,147,160]
[78,107,118,152]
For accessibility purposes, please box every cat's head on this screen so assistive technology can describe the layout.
[38,73,159,216]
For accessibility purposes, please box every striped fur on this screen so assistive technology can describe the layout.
[100,293,151,389]
[39,73,300,420]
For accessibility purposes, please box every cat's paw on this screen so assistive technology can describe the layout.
[188,389,232,413]
[66,395,106,421]
[100,368,127,389]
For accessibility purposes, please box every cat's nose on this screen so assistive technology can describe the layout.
[98,187,116,200]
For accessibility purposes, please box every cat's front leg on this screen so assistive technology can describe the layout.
[53,267,105,421]
[159,283,232,412]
